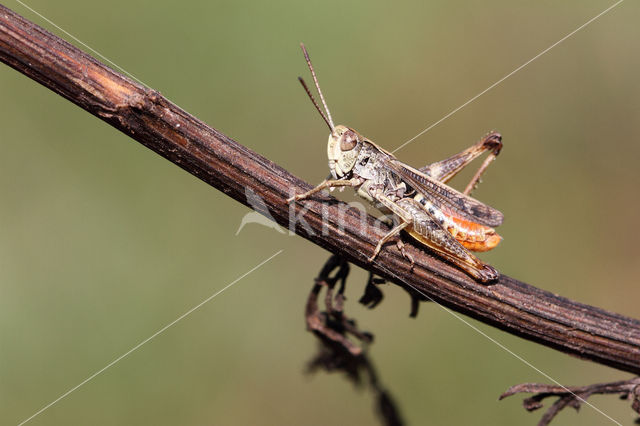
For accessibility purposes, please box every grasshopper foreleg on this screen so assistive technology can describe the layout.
[367,193,417,264]
[368,221,410,262]
[287,177,363,203]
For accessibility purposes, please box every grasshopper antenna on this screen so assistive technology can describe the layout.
[299,43,335,133]
[298,77,334,133]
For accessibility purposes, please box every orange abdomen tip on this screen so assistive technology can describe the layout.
[461,233,502,252]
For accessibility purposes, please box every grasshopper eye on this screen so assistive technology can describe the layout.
[340,130,358,151]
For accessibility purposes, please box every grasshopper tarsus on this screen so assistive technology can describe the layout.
[396,239,415,268]
[484,131,503,154]
[366,237,415,271]
[478,264,500,283]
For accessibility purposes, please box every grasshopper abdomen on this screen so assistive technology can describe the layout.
[415,194,502,253]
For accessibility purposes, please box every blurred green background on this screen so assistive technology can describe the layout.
[1,1,639,425]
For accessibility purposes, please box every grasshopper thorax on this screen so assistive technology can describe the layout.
[328,125,363,179]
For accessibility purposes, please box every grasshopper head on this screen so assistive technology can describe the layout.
[297,44,363,178]
[328,125,362,178]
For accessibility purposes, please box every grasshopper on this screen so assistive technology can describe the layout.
[288,44,504,282]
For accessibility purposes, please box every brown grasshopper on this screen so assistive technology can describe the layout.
[288,44,504,282]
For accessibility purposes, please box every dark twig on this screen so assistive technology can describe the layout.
[500,377,640,425]
[306,255,404,426]
[358,273,386,310]
[1,4,640,376]
[358,273,424,317]
[305,255,372,355]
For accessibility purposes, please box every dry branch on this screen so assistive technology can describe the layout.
[500,377,640,425]
[1,3,640,381]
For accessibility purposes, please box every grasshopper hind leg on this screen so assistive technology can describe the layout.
[421,131,502,196]
[396,198,500,283]
[367,192,499,283]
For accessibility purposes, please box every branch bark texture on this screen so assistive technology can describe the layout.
[1,5,639,374]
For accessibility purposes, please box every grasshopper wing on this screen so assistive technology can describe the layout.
[386,159,504,227]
